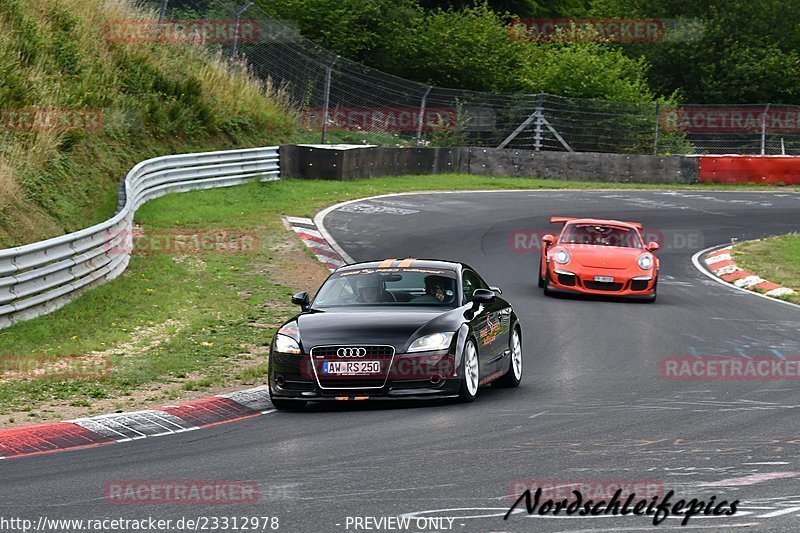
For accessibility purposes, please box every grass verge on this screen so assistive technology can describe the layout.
[0,174,797,426]
[732,233,800,304]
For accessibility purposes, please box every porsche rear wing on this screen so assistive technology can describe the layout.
[549,216,643,230]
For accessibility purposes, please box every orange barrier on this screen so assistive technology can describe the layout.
[699,155,800,184]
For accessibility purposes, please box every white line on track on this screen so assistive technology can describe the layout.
[757,507,800,518]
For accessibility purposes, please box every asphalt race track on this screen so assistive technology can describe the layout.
[3,189,800,533]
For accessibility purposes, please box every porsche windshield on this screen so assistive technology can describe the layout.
[560,224,643,248]
[312,269,458,308]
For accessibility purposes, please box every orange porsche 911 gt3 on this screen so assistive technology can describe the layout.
[538,217,660,302]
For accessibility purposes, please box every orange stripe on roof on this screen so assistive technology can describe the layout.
[378,259,396,268]
[397,258,415,267]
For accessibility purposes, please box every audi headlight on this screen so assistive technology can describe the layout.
[637,254,653,270]
[274,333,301,354]
[408,332,455,353]
[553,249,571,265]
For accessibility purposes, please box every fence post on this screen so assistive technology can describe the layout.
[232,2,254,58]
[158,0,169,22]
[416,86,433,146]
[653,102,660,155]
[761,103,770,155]
[533,93,545,151]
[321,56,339,144]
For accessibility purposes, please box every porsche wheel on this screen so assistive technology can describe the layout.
[538,259,545,288]
[543,270,553,296]
[458,339,479,402]
[494,327,522,388]
[645,277,658,303]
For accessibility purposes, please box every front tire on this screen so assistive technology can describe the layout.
[494,328,522,388]
[639,275,658,303]
[269,389,307,411]
[538,258,545,288]
[457,339,480,402]
[270,398,307,411]
[645,279,658,303]
[543,270,553,296]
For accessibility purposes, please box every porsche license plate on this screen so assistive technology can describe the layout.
[594,275,614,283]
[323,361,381,374]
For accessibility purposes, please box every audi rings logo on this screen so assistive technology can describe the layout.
[337,347,367,358]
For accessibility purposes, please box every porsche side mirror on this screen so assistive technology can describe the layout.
[647,241,660,252]
[291,291,310,311]
[489,286,502,294]
[542,234,556,246]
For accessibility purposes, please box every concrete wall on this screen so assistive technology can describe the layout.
[468,148,699,184]
[280,145,700,184]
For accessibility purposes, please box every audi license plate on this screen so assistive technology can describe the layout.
[323,361,381,374]
[594,275,614,283]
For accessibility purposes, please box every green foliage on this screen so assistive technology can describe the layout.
[0,0,297,246]
[590,0,800,104]
[399,4,528,92]
[264,0,800,105]
[427,102,471,146]
[520,42,654,101]
[263,0,423,68]
[263,0,660,104]
[418,0,590,18]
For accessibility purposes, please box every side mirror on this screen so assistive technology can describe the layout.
[472,289,496,307]
[291,291,310,311]
[542,234,556,247]
[647,241,660,252]
[489,286,502,294]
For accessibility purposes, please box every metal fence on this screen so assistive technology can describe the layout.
[0,147,279,329]
[147,0,800,155]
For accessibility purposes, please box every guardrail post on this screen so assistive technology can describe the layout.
[653,102,660,155]
[232,2,254,58]
[321,56,339,144]
[533,93,545,151]
[158,0,169,22]
[416,86,432,146]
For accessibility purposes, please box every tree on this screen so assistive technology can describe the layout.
[397,3,529,92]
[259,0,422,69]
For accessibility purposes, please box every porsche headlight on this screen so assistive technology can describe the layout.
[637,254,653,270]
[408,332,455,353]
[274,333,301,354]
[553,249,571,265]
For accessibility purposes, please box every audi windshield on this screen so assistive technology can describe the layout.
[312,268,458,308]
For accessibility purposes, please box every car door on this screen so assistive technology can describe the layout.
[462,269,507,376]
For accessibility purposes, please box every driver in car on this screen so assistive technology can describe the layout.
[356,273,393,303]
[411,275,455,304]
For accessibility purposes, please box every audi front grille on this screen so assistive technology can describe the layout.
[309,345,395,390]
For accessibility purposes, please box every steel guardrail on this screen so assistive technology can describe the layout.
[0,146,280,328]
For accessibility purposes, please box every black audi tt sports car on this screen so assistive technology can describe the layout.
[267,259,523,409]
